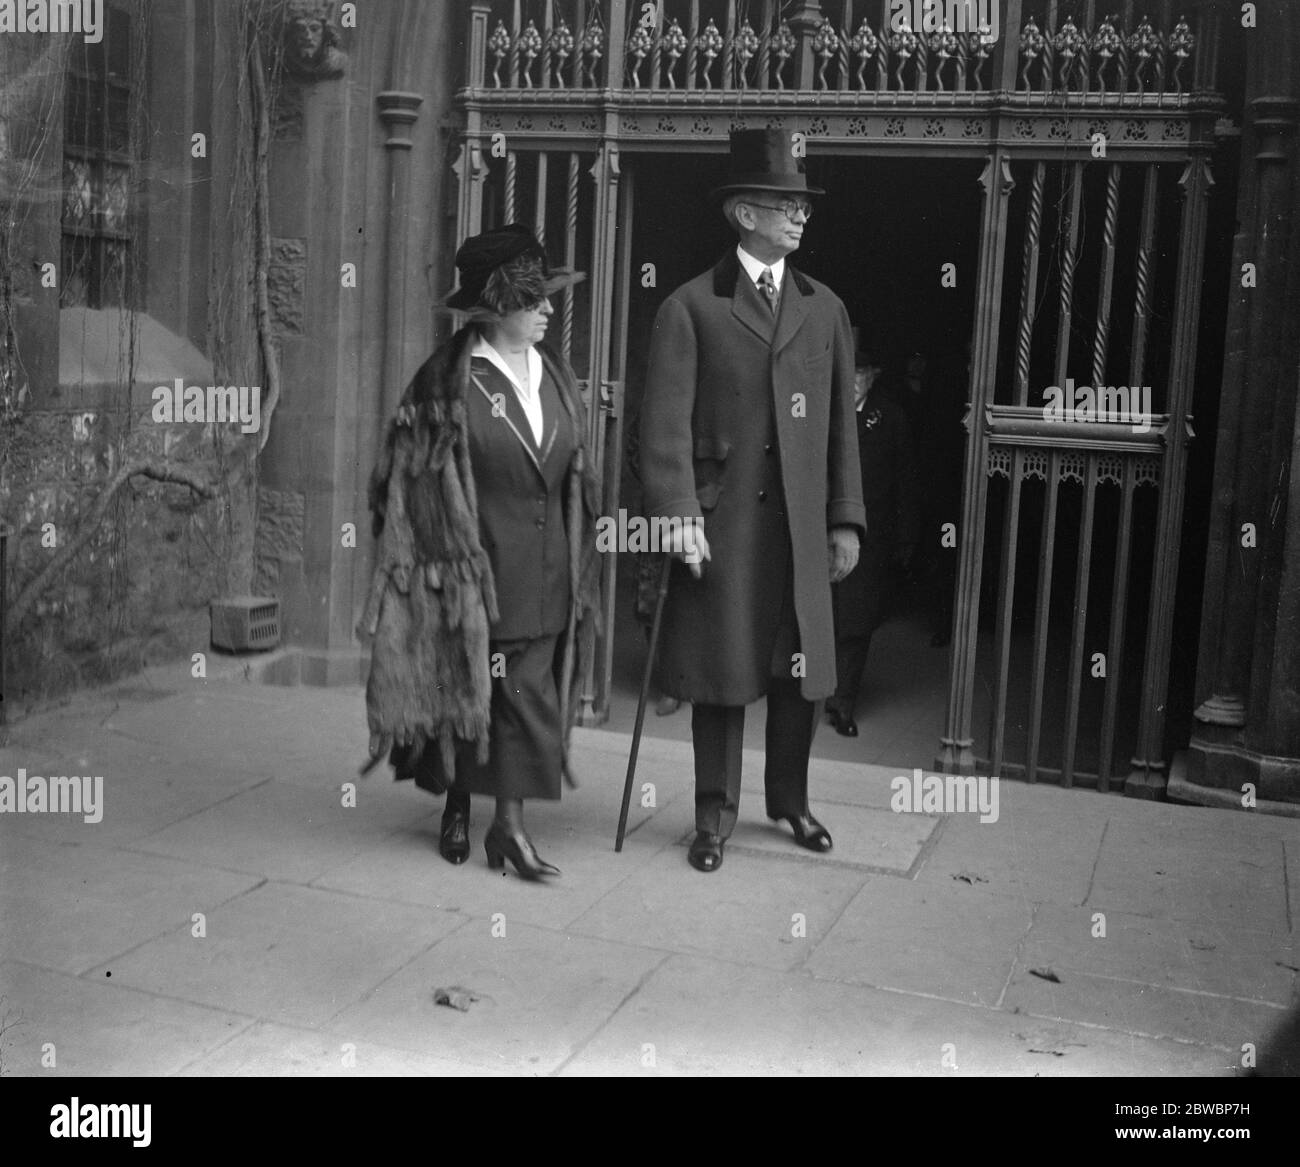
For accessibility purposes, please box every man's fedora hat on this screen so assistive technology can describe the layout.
[709,128,825,201]
[444,223,585,311]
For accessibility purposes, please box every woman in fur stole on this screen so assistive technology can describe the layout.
[360,224,600,880]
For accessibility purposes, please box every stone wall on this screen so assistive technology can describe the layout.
[0,8,259,716]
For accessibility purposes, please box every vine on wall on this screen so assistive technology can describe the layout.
[0,1,291,667]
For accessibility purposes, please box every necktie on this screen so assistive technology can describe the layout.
[758,267,778,314]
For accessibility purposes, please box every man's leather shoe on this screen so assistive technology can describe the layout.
[773,813,833,853]
[825,706,858,737]
[439,809,470,865]
[688,831,725,872]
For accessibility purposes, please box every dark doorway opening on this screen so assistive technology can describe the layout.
[606,153,982,769]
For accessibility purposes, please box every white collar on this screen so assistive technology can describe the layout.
[736,245,784,291]
[472,334,541,399]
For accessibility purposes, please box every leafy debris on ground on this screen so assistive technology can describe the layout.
[433,985,485,1011]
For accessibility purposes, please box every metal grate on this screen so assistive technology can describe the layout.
[210,596,280,652]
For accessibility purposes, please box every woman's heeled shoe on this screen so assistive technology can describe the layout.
[484,822,560,880]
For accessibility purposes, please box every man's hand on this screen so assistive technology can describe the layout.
[662,519,712,580]
[828,526,860,584]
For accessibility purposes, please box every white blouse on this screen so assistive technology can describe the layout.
[472,335,544,445]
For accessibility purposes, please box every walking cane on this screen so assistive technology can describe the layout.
[615,553,673,851]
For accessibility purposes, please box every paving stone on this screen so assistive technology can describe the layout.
[0,959,251,1076]
[915,799,1108,906]
[130,779,426,884]
[1087,814,1290,930]
[84,882,462,1029]
[328,923,666,1074]
[100,688,354,779]
[566,847,869,972]
[1016,901,1298,1006]
[0,734,267,846]
[559,954,1231,1076]
[804,876,1033,1006]
[177,1020,496,1076]
[0,835,261,975]
[1003,965,1286,1054]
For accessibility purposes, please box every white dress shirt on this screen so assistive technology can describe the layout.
[736,245,785,297]
[472,334,544,445]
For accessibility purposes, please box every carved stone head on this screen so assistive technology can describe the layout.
[279,0,347,80]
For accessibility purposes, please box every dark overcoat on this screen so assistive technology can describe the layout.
[639,251,866,704]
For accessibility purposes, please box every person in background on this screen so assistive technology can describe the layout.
[881,346,966,647]
[825,336,920,737]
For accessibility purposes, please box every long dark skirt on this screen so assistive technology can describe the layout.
[410,633,565,802]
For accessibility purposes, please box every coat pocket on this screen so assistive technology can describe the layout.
[692,436,729,512]
[804,343,832,369]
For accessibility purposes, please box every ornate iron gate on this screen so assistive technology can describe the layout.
[452,0,1227,780]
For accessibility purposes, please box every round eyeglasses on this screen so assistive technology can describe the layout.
[742,198,814,222]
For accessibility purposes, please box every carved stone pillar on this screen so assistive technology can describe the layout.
[377,91,423,420]
[1181,2,1300,808]
[254,1,357,683]
[252,0,453,686]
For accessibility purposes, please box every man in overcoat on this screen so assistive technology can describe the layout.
[638,129,866,872]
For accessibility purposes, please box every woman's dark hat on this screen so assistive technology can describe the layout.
[710,128,825,201]
[444,223,585,311]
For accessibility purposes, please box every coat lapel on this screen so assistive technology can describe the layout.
[470,365,545,480]
[771,266,810,356]
[714,251,773,346]
[715,251,811,350]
